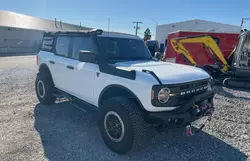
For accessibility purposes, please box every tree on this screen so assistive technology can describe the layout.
[143,28,151,41]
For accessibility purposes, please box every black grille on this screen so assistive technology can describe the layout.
[179,80,208,91]
[151,79,209,107]
[165,79,209,94]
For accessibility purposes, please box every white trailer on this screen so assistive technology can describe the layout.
[155,19,241,49]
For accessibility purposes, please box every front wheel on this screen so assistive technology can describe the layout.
[98,97,147,154]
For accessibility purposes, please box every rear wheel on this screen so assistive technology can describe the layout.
[99,97,147,154]
[35,72,56,105]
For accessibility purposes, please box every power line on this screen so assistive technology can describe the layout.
[150,19,158,26]
[133,21,143,36]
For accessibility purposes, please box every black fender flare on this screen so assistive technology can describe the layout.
[98,84,146,111]
[38,63,54,85]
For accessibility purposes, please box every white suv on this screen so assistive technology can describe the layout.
[35,29,215,154]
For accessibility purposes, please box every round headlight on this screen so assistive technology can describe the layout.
[158,88,171,103]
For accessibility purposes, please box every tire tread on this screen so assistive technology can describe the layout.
[99,96,148,154]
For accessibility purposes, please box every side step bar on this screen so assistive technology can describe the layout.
[52,88,100,112]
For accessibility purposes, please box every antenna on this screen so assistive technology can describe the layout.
[55,18,57,28]
[108,18,110,36]
[60,20,62,29]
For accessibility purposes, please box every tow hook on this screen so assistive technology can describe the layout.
[185,111,213,137]
[185,125,193,136]
[185,124,206,136]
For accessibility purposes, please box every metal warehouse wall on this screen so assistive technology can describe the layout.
[0,26,43,54]
[0,10,92,32]
[155,19,242,45]
[0,10,93,55]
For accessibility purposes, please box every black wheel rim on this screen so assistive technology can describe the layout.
[104,111,125,142]
[37,80,45,98]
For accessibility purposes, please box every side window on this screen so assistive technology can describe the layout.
[55,36,71,57]
[211,37,220,45]
[41,34,54,52]
[72,37,95,60]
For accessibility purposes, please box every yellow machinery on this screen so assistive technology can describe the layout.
[170,35,230,74]
[170,31,250,88]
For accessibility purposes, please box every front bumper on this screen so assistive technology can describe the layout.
[145,91,215,127]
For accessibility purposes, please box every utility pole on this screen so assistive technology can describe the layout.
[108,18,110,32]
[133,21,143,36]
[241,18,250,27]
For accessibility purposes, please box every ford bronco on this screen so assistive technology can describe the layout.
[35,29,215,154]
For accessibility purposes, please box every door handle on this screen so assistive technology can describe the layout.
[66,65,74,70]
[49,60,55,64]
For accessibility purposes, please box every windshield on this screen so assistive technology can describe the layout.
[98,36,152,61]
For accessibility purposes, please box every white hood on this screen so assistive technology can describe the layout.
[114,60,210,84]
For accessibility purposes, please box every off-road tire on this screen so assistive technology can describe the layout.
[35,72,56,105]
[99,97,147,154]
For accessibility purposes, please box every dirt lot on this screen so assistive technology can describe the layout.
[0,56,250,161]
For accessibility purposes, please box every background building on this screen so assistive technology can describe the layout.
[0,10,92,56]
[155,19,242,47]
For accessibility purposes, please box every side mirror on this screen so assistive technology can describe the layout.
[154,52,163,60]
[79,50,96,63]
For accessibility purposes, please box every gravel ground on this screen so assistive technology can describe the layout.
[0,56,250,161]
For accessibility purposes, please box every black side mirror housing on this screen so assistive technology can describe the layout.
[154,52,163,60]
[79,50,96,63]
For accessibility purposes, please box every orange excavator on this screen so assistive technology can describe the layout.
[170,30,250,88]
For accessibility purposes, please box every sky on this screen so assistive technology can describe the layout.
[1,0,250,39]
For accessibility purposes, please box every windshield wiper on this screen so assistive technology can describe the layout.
[108,56,153,61]
[108,57,130,60]
[129,56,153,60]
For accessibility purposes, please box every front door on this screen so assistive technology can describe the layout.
[52,35,73,92]
[66,36,98,104]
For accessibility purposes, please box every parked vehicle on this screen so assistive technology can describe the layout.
[145,40,165,60]
[35,29,215,154]
[221,30,250,88]
[169,34,233,79]
[163,30,239,66]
